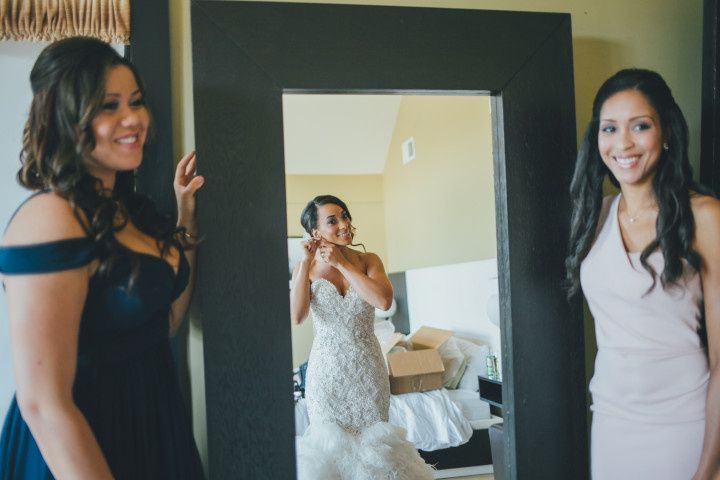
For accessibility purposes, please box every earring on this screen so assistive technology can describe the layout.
[663,142,669,151]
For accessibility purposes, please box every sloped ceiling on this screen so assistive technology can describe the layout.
[282,94,401,175]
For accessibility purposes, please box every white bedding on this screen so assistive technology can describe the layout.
[295,387,493,452]
[445,388,491,422]
[389,389,473,451]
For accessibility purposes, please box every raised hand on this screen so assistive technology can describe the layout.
[174,151,205,223]
[300,237,320,262]
[318,240,347,268]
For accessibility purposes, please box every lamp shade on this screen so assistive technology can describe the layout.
[486,293,500,327]
[375,298,397,318]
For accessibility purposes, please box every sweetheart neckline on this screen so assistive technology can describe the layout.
[117,243,181,278]
[311,277,353,298]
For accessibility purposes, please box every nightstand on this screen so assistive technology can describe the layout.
[478,376,502,409]
[479,376,505,480]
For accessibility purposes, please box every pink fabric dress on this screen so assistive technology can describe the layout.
[580,195,709,480]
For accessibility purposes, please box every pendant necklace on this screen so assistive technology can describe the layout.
[626,204,656,224]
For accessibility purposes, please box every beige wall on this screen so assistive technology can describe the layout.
[171,0,703,172]
[383,96,495,272]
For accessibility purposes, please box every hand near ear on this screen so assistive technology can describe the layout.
[300,238,320,262]
[174,151,205,222]
[318,240,347,268]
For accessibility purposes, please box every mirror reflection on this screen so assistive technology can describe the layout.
[284,94,503,479]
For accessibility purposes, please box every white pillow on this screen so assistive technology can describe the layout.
[437,337,467,388]
[454,338,491,391]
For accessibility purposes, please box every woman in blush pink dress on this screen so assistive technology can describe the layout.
[565,69,720,479]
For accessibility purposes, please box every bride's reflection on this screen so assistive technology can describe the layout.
[290,195,433,479]
[285,94,502,479]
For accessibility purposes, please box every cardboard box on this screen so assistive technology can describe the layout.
[387,349,445,394]
[409,326,453,350]
[385,326,453,394]
[380,332,405,357]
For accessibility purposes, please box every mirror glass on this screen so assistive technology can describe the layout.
[284,93,504,476]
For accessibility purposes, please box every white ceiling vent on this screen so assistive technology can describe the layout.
[401,137,416,165]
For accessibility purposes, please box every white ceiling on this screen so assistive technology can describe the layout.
[282,94,402,175]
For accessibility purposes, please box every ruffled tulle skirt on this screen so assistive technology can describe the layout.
[296,421,434,480]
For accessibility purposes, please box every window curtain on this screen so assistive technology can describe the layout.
[0,0,130,44]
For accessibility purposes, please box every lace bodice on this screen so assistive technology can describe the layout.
[305,278,390,434]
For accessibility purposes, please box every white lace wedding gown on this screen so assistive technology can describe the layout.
[296,278,434,480]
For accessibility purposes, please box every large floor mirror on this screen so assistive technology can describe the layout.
[191,2,587,479]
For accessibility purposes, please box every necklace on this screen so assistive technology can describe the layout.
[625,204,657,224]
[628,212,642,223]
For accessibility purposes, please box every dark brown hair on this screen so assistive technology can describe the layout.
[20,36,185,280]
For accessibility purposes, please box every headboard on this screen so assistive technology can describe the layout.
[388,271,411,334]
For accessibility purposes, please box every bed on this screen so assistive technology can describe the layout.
[293,330,502,478]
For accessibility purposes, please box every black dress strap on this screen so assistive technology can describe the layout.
[0,238,95,274]
[1,191,96,274]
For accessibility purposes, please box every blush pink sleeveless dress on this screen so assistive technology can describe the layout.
[580,195,708,479]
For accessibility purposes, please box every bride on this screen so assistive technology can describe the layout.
[290,195,433,480]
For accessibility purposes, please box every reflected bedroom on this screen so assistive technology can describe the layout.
[284,93,503,479]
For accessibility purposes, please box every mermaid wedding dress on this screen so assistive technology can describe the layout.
[296,278,434,480]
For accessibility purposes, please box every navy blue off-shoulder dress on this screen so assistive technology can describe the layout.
[0,223,204,479]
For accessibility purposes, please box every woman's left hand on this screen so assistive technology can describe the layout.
[174,151,205,221]
[318,240,347,268]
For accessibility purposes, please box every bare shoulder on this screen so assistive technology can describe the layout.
[358,251,385,273]
[357,250,381,264]
[690,193,720,226]
[690,194,720,253]
[2,192,87,246]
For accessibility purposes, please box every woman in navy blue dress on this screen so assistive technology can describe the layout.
[0,37,204,478]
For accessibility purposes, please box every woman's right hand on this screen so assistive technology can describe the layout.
[301,237,320,262]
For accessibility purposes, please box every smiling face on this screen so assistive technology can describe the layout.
[313,203,353,245]
[598,89,664,188]
[85,64,149,187]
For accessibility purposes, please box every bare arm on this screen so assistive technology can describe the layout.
[169,151,204,336]
[692,196,720,480]
[3,194,113,479]
[169,240,196,336]
[320,242,392,310]
[290,239,319,325]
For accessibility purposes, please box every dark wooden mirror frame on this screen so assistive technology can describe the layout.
[190,2,587,478]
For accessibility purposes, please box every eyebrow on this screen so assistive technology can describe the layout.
[324,214,337,220]
[104,89,142,98]
[599,115,655,122]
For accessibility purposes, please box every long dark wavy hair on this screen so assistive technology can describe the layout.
[565,68,711,300]
[19,36,184,280]
[300,195,365,251]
